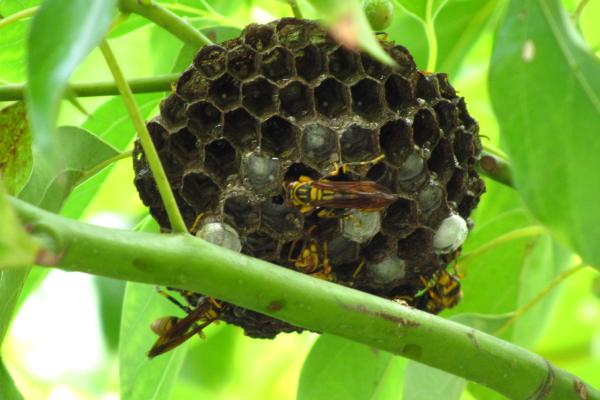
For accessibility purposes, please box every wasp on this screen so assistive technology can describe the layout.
[286,156,397,216]
[287,238,333,280]
[148,290,223,358]
[414,269,462,314]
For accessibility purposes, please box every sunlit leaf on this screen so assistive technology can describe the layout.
[392,0,448,21]
[0,182,37,272]
[180,324,238,391]
[0,268,28,346]
[307,0,394,65]
[19,126,120,212]
[446,180,571,347]
[297,334,399,400]
[120,216,187,400]
[467,381,506,400]
[26,0,115,166]
[95,277,126,352]
[61,93,162,219]
[435,0,501,77]
[120,281,189,400]
[0,0,40,83]
[450,312,513,334]
[0,103,32,195]
[108,13,151,38]
[403,361,465,400]
[0,359,24,400]
[489,0,600,269]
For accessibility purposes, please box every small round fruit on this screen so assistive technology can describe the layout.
[362,0,394,31]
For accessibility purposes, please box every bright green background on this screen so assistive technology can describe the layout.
[0,0,599,399]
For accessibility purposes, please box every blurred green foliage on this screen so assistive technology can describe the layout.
[0,0,599,399]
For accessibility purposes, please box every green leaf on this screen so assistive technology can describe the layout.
[393,0,447,21]
[307,0,394,65]
[0,359,24,400]
[119,284,188,399]
[450,313,513,334]
[26,0,115,165]
[61,93,162,219]
[435,0,501,77]
[95,277,126,352]
[489,0,600,269]
[19,126,120,212]
[297,334,398,400]
[0,268,29,346]
[403,362,465,400]
[0,183,36,272]
[0,0,40,83]
[179,324,238,391]
[120,217,188,400]
[0,182,36,349]
[0,103,32,195]
[108,14,151,39]
[448,180,571,346]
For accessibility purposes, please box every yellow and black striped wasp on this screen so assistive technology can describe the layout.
[414,268,462,314]
[285,155,397,217]
[148,289,223,358]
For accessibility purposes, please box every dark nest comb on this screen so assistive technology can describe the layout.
[133,18,485,338]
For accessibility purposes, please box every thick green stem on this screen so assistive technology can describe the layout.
[477,150,513,188]
[10,197,600,400]
[118,0,212,48]
[0,74,178,101]
[99,41,187,233]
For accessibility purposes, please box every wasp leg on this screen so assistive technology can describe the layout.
[287,239,302,263]
[156,286,193,313]
[326,155,386,177]
[189,212,205,234]
[316,208,350,218]
[351,259,366,279]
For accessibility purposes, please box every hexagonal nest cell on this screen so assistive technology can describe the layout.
[132,18,485,340]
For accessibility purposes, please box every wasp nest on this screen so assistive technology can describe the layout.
[133,18,485,338]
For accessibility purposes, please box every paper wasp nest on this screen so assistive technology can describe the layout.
[133,18,485,338]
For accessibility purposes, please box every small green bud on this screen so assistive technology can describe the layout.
[362,0,394,31]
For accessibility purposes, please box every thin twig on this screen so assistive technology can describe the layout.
[494,263,587,335]
[0,74,179,101]
[476,150,513,188]
[99,40,188,233]
[119,0,212,47]
[0,6,38,29]
[288,0,303,19]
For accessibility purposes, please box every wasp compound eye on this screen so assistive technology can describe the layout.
[133,18,485,341]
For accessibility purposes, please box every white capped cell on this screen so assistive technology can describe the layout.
[367,256,406,285]
[196,222,242,252]
[433,214,468,253]
[342,210,381,243]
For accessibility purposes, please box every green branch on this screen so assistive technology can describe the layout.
[10,197,599,400]
[476,150,513,188]
[99,40,187,233]
[0,74,178,101]
[118,0,212,48]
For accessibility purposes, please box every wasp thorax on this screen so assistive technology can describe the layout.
[133,17,485,339]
